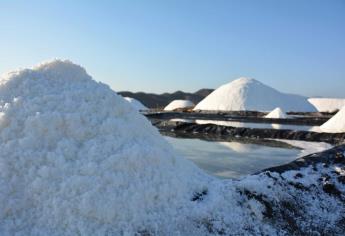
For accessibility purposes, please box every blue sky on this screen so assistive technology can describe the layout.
[0,0,344,97]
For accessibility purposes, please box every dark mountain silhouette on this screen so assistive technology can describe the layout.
[118,89,213,108]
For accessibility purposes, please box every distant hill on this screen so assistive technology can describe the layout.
[118,89,213,108]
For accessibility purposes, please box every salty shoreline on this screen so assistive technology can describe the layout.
[148,117,345,145]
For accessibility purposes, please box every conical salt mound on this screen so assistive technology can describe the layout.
[194,77,316,112]
[124,97,148,111]
[265,107,287,119]
[0,60,207,234]
[320,106,345,133]
[164,99,194,111]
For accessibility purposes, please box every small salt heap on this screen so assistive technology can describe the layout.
[320,106,345,133]
[164,99,194,111]
[265,107,287,119]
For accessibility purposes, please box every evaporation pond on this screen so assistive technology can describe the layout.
[165,136,300,179]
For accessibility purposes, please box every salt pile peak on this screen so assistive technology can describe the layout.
[164,99,194,111]
[320,106,345,133]
[0,60,208,235]
[194,77,316,112]
[124,96,148,111]
[265,107,287,119]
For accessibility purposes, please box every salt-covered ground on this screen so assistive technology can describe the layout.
[0,60,344,235]
[272,139,333,157]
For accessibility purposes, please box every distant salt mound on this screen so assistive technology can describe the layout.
[320,106,345,133]
[194,77,316,112]
[124,97,148,111]
[308,98,345,112]
[0,60,207,235]
[164,99,194,111]
[265,107,287,119]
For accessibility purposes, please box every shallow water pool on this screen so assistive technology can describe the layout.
[165,137,302,179]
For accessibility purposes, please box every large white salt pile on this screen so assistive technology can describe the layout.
[1,60,343,235]
[194,77,316,112]
[164,99,194,111]
[124,97,148,111]
[265,107,287,119]
[320,106,345,133]
[0,60,208,235]
[308,98,345,112]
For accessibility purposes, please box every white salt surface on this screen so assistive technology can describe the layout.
[273,139,333,157]
[164,99,194,111]
[194,77,316,112]
[320,106,345,133]
[124,97,148,111]
[0,60,343,235]
[308,98,345,112]
[265,107,287,119]
[0,60,209,235]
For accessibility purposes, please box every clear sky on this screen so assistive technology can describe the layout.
[0,0,344,97]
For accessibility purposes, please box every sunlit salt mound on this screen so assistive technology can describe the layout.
[194,77,316,112]
[265,107,287,119]
[124,96,148,111]
[320,106,345,133]
[308,98,345,112]
[0,60,208,235]
[164,99,194,111]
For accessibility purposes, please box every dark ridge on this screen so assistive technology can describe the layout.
[149,118,345,145]
[145,111,330,125]
[118,89,213,108]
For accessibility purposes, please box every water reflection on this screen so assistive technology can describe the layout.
[218,142,256,153]
[165,136,300,179]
